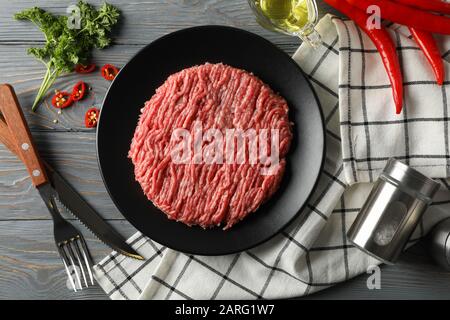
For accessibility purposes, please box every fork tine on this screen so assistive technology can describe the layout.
[64,242,83,290]
[78,236,94,285]
[58,245,77,292]
[71,239,88,287]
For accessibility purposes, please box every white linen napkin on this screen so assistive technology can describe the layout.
[93,15,450,300]
[336,17,450,184]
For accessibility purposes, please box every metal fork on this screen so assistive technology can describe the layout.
[0,84,95,292]
[42,184,95,292]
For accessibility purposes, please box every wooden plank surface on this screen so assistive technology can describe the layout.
[0,220,136,299]
[0,132,124,220]
[0,0,337,45]
[310,242,450,299]
[0,0,448,300]
[1,218,450,299]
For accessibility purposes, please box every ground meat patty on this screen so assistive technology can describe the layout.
[129,63,292,229]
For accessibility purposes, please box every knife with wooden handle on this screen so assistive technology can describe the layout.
[0,84,48,186]
[0,84,143,260]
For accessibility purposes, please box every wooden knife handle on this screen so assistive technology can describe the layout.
[0,84,48,187]
[0,116,20,158]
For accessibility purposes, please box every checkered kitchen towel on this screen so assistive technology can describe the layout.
[93,15,450,299]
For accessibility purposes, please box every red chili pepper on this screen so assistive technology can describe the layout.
[324,0,403,114]
[347,0,450,35]
[51,91,73,109]
[71,81,87,101]
[101,64,119,81]
[75,63,96,74]
[393,0,450,15]
[408,27,444,86]
[85,107,100,128]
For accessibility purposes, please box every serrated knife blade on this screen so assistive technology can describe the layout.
[45,163,144,260]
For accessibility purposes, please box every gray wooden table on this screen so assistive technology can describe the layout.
[1,0,449,300]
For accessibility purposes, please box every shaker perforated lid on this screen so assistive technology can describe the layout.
[382,158,440,201]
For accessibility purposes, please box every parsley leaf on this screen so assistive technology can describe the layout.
[14,1,120,111]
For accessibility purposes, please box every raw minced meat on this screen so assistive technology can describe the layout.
[129,63,292,229]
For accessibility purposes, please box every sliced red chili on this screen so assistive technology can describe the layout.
[101,64,119,81]
[85,107,100,128]
[51,91,73,109]
[71,81,87,101]
[75,63,96,74]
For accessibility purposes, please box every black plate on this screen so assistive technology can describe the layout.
[97,26,324,255]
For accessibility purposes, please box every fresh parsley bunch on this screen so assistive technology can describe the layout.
[14,1,120,111]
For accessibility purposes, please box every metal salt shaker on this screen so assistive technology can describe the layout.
[347,158,440,264]
[427,218,450,271]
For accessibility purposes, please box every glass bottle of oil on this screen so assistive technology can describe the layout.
[249,0,321,48]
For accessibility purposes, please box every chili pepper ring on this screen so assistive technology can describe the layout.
[51,91,73,109]
[71,81,87,101]
[75,63,96,74]
[101,64,119,81]
[85,107,100,128]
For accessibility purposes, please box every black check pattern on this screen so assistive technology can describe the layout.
[93,15,450,300]
[333,17,450,183]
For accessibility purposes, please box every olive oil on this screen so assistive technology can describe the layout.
[255,0,311,34]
